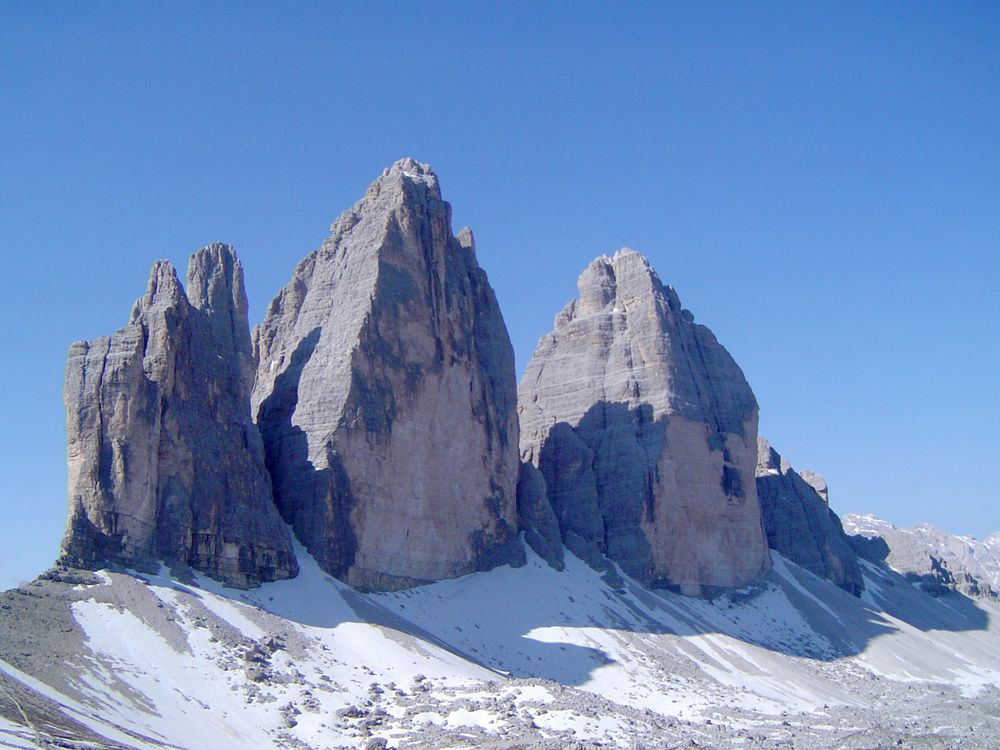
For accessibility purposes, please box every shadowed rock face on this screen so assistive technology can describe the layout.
[518,249,771,595]
[252,158,523,591]
[755,439,863,596]
[61,243,297,588]
[516,462,565,571]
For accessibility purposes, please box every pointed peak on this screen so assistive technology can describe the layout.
[130,260,186,322]
[574,248,680,317]
[755,437,792,476]
[375,157,440,196]
[331,158,443,235]
[143,259,184,303]
[191,241,238,265]
[612,246,645,261]
[609,247,657,277]
[389,156,435,178]
[187,242,240,282]
[187,242,247,320]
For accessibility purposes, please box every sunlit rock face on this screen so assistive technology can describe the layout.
[252,159,523,591]
[756,439,863,596]
[518,248,771,596]
[61,244,298,588]
[843,513,1000,599]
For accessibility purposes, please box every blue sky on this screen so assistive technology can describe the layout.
[1,2,998,589]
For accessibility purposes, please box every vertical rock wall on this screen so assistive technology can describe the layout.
[518,249,771,595]
[252,159,523,591]
[755,439,863,595]
[61,244,297,587]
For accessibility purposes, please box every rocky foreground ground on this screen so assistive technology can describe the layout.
[2,542,999,750]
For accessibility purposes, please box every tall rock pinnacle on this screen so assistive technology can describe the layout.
[518,249,771,595]
[252,158,523,591]
[61,244,298,587]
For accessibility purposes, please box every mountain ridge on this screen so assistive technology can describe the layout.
[3,158,996,749]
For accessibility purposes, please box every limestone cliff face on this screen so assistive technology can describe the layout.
[61,244,297,588]
[252,158,523,591]
[518,249,771,595]
[755,439,863,596]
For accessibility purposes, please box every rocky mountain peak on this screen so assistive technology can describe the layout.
[756,437,791,475]
[61,245,296,588]
[799,470,829,503]
[186,242,256,394]
[843,513,1000,598]
[252,159,523,591]
[129,260,185,322]
[571,248,683,322]
[519,248,770,595]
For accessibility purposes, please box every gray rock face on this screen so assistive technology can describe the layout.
[518,249,771,595]
[842,514,1000,598]
[515,462,564,570]
[799,470,828,503]
[252,158,523,591]
[61,244,297,588]
[755,439,863,596]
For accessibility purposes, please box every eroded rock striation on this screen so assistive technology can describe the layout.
[61,243,297,587]
[518,248,771,595]
[755,439,863,596]
[252,158,523,591]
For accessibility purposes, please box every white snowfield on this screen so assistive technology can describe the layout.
[2,536,1000,749]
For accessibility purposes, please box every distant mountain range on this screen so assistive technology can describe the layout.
[843,513,1000,598]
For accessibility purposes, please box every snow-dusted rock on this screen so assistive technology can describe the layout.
[518,249,771,595]
[755,439,863,596]
[843,513,1000,598]
[60,244,297,588]
[252,159,523,591]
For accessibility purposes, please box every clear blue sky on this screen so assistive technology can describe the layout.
[2,2,997,590]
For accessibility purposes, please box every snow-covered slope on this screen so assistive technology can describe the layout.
[2,538,1000,749]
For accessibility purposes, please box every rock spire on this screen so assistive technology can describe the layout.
[61,244,297,587]
[252,158,523,591]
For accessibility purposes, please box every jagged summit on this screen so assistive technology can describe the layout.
[518,248,770,595]
[61,244,297,588]
[252,159,522,591]
[843,512,1000,598]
